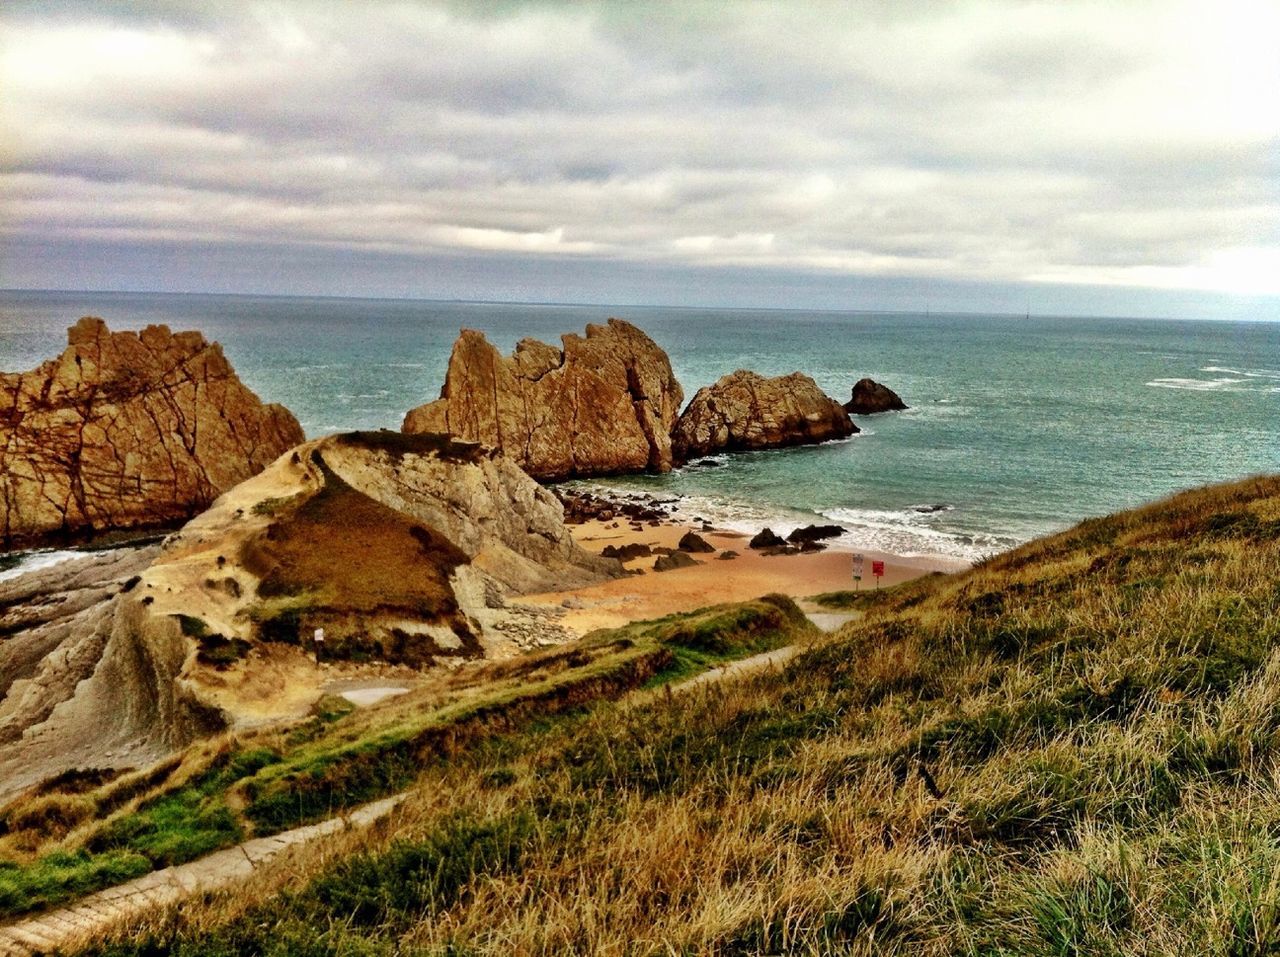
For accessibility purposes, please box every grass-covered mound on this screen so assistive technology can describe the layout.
[80,474,1280,956]
[0,597,810,919]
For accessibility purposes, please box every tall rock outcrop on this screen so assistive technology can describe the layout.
[0,317,304,548]
[845,377,908,414]
[672,370,858,461]
[402,318,683,480]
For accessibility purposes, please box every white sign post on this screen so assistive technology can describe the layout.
[852,553,864,590]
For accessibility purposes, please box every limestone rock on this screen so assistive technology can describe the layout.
[845,377,907,414]
[672,370,857,461]
[0,317,304,548]
[402,319,684,479]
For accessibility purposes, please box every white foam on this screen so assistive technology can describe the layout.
[1201,365,1280,379]
[0,549,83,583]
[1147,376,1248,392]
[819,506,1015,562]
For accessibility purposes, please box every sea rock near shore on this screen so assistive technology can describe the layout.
[0,317,304,549]
[672,370,857,461]
[402,319,684,480]
[845,377,907,414]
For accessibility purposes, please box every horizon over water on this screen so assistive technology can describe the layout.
[3,288,1278,563]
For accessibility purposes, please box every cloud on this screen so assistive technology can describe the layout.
[1,0,1278,305]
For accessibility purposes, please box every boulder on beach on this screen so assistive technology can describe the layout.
[678,531,716,553]
[672,370,857,461]
[787,524,845,545]
[844,377,907,414]
[749,528,787,549]
[654,551,700,572]
[0,317,304,548]
[601,542,654,561]
[402,319,684,480]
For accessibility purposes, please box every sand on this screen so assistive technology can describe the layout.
[523,518,968,634]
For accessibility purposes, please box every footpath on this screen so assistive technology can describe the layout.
[0,796,404,956]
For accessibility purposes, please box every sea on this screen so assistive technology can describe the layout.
[2,289,1278,565]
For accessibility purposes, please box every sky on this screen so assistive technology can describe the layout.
[2,0,1278,319]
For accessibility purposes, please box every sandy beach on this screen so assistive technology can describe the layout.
[524,516,968,634]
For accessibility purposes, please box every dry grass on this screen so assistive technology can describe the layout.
[61,475,1280,954]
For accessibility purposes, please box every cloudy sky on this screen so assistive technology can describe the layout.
[2,1,1278,318]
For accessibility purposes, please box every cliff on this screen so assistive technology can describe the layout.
[0,430,619,802]
[402,318,683,479]
[0,317,304,548]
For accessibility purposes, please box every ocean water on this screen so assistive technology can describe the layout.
[2,289,1278,562]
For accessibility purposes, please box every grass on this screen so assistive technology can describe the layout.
[0,596,812,921]
[66,473,1280,957]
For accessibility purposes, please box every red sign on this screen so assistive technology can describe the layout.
[871,560,885,578]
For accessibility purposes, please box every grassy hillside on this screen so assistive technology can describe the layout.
[72,475,1280,954]
[0,597,812,918]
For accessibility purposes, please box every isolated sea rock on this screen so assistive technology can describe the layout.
[845,377,907,414]
[672,370,857,461]
[0,317,304,549]
[402,319,684,479]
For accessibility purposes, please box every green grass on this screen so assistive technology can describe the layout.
[74,473,1280,956]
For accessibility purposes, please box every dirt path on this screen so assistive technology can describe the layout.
[0,611,853,955]
[0,796,405,956]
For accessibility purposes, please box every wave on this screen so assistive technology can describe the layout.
[0,549,85,583]
[1201,365,1280,380]
[1147,377,1249,392]
[570,480,1018,564]
[819,506,1018,563]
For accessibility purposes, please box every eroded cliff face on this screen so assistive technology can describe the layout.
[402,318,684,479]
[671,370,858,461]
[0,317,305,548]
[0,431,620,801]
[0,546,206,803]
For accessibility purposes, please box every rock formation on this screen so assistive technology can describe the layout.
[654,551,699,572]
[671,371,857,461]
[402,319,684,480]
[749,528,786,549]
[1,317,304,548]
[845,377,907,414]
[678,531,716,553]
[0,431,618,801]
